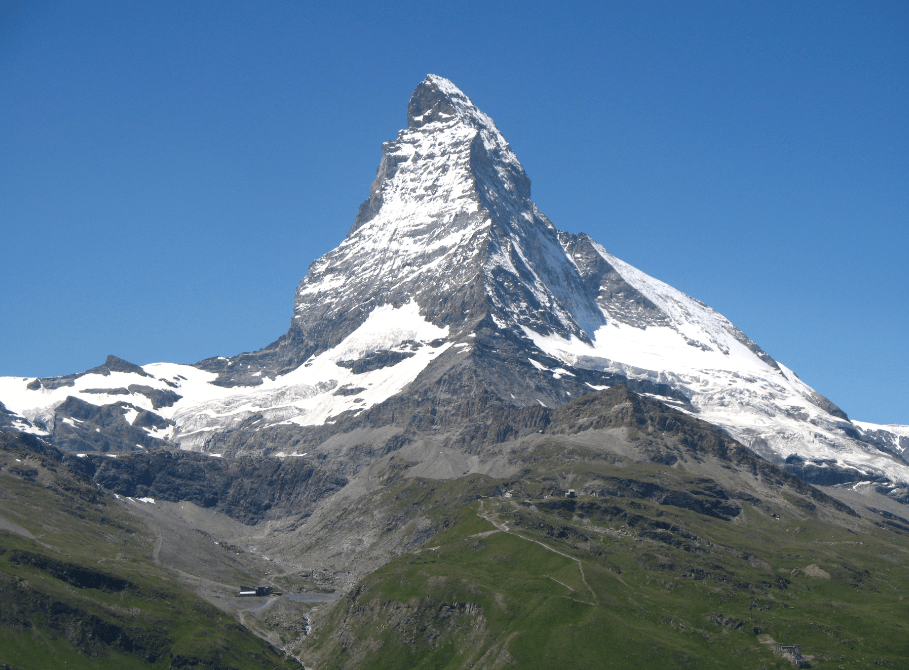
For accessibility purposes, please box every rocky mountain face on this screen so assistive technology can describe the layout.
[66,449,348,525]
[1,75,905,500]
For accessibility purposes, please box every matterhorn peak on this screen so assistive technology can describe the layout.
[347,74,531,238]
[406,75,504,140]
[4,74,905,499]
[407,74,475,129]
[289,74,599,366]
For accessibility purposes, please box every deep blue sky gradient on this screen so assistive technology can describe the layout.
[1,1,906,424]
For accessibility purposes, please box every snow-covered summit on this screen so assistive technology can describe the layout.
[284,74,602,369]
[2,75,907,493]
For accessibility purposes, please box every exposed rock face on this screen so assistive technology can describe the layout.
[8,549,134,592]
[0,401,21,431]
[65,449,348,525]
[51,397,172,453]
[0,427,65,462]
[26,355,152,391]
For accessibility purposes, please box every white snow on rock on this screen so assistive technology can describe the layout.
[172,301,449,449]
[0,302,449,452]
[292,81,491,327]
[522,242,909,483]
[853,422,909,437]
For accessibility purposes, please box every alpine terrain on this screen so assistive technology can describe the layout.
[2,75,908,669]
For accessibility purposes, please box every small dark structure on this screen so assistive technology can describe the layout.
[237,585,283,597]
[777,644,808,667]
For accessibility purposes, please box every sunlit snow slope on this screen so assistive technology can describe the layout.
[526,239,909,485]
[0,303,448,451]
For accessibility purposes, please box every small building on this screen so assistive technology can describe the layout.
[237,585,283,597]
[776,644,807,667]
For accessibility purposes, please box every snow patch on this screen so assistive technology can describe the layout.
[585,382,610,391]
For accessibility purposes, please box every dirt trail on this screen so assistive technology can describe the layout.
[547,575,575,592]
[477,500,597,604]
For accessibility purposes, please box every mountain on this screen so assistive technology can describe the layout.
[1,74,905,495]
[3,74,909,669]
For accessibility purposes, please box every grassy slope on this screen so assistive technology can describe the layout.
[301,463,909,669]
[0,434,300,669]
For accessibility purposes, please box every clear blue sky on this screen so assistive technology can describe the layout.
[1,1,906,425]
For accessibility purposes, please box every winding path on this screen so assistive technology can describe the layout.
[476,499,597,604]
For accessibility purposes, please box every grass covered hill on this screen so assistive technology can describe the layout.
[297,389,909,669]
[0,430,300,670]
